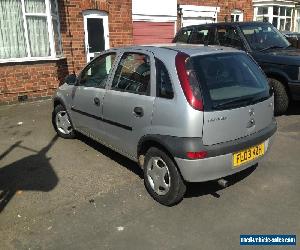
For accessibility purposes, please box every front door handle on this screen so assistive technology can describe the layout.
[133,107,144,117]
[94,97,100,106]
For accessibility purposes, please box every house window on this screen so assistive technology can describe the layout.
[257,7,268,15]
[231,10,243,22]
[254,5,293,31]
[0,0,62,61]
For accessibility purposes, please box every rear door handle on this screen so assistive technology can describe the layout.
[133,107,144,117]
[94,97,100,106]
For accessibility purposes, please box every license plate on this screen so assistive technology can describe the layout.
[233,143,265,168]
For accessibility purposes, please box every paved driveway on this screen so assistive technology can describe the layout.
[0,100,299,249]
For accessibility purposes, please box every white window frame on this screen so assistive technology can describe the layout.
[231,9,244,22]
[83,10,110,63]
[0,0,63,63]
[295,8,300,32]
[253,3,295,32]
[49,0,63,57]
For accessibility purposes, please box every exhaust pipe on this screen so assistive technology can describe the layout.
[217,178,228,188]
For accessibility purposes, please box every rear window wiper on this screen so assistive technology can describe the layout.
[259,45,285,52]
[284,44,293,49]
[213,98,253,110]
[214,94,271,110]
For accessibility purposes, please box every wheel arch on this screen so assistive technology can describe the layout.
[137,136,187,186]
[52,96,75,130]
[265,71,291,97]
[138,136,174,159]
[53,96,67,109]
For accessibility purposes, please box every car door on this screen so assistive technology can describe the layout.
[70,52,117,139]
[101,50,155,159]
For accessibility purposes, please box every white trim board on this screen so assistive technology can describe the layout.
[179,5,220,13]
[0,56,65,64]
[132,15,177,22]
[253,0,297,7]
[179,5,220,19]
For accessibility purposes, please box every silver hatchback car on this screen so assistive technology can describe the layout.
[52,44,277,206]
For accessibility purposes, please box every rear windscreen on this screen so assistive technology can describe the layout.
[189,53,271,110]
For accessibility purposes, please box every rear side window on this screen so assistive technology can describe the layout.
[216,27,244,49]
[175,29,192,43]
[189,27,215,45]
[111,53,150,95]
[190,53,270,110]
[155,58,173,99]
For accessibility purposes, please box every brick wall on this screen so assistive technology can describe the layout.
[0,59,68,104]
[0,0,133,105]
[178,0,253,22]
[58,0,133,73]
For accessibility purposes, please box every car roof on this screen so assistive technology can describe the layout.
[116,44,242,57]
[180,21,270,29]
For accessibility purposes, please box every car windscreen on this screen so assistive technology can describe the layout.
[240,24,290,51]
[189,53,271,110]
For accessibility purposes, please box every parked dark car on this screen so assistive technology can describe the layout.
[173,22,300,114]
[282,31,300,40]
[282,31,300,49]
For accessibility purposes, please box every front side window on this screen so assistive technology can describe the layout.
[189,53,271,110]
[112,53,151,95]
[80,53,116,88]
[0,0,62,60]
[216,27,244,49]
[241,23,290,51]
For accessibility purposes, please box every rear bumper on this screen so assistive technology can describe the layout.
[175,122,276,182]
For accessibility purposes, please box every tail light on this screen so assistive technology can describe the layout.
[175,52,203,111]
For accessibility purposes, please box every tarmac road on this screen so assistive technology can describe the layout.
[0,100,299,250]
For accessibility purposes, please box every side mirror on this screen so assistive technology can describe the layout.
[64,74,77,85]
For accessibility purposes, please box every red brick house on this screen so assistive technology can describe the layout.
[0,0,132,105]
[0,0,255,105]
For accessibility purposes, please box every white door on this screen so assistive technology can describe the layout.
[83,11,109,62]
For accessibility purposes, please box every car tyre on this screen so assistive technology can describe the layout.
[143,147,186,206]
[52,104,76,139]
[268,78,289,115]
